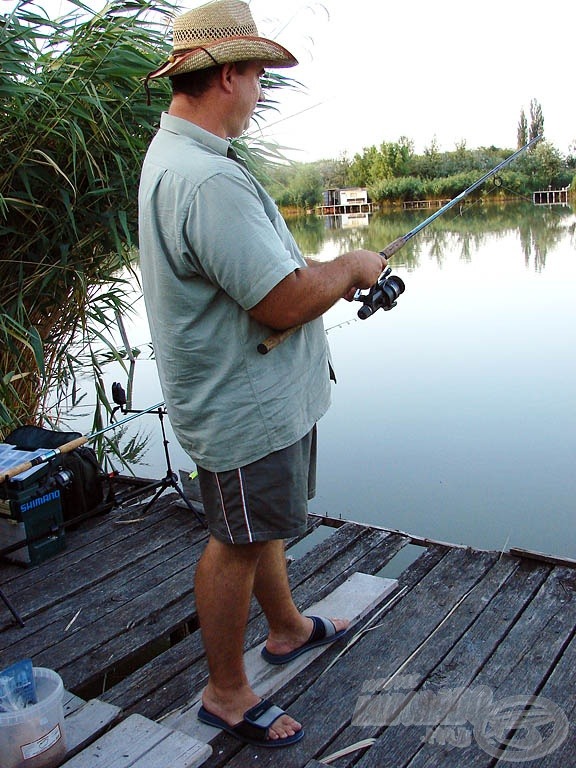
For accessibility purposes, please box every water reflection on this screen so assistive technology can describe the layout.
[70,202,576,558]
[289,201,575,273]
[303,202,576,558]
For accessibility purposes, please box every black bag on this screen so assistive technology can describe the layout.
[5,426,105,522]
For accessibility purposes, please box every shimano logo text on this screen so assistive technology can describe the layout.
[21,490,60,513]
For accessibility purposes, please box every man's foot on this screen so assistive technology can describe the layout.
[200,686,302,744]
[198,697,304,747]
[262,615,349,665]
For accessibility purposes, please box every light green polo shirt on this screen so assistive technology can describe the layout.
[138,113,331,472]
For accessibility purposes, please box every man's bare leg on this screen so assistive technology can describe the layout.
[196,535,301,741]
[253,539,349,657]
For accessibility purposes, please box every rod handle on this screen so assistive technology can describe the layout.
[258,234,407,355]
[257,325,301,355]
[380,235,408,259]
[0,435,89,484]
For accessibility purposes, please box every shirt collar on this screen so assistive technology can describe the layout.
[159,112,232,158]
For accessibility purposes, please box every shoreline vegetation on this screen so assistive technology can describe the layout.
[1,0,575,448]
[265,140,576,214]
[279,189,575,220]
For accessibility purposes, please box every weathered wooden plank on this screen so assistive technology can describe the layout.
[1,543,204,697]
[62,714,211,768]
[1,529,206,663]
[160,573,398,742]
[309,513,470,552]
[64,697,122,757]
[55,689,123,760]
[73,526,378,696]
[1,496,186,592]
[376,562,574,768]
[322,559,576,768]
[1,500,205,627]
[394,543,450,592]
[164,544,451,768]
[509,546,576,568]
[330,556,546,768]
[63,690,87,715]
[418,564,576,768]
[283,522,378,584]
[519,628,576,766]
[53,557,200,691]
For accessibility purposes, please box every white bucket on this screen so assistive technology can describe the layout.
[0,667,67,768]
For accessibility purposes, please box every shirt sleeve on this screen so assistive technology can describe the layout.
[181,166,297,310]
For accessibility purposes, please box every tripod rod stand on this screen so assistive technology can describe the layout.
[111,404,205,527]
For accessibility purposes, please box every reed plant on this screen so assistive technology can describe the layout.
[0,0,297,448]
[0,0,179,441]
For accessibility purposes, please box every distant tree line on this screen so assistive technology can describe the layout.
[265,100,575,210]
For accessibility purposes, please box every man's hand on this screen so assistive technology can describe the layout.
[249,250,388,330]
[342,252,387,301]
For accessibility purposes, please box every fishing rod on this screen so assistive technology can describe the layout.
[0,400,165,484]
[258,134,542,354]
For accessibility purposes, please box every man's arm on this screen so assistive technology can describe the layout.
[249,249,387,330]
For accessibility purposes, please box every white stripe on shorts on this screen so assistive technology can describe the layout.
[214,473,234,542]
[236,469,254,543]
[214,469,254,543]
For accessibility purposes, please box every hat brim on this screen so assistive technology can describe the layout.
[147,36,298,80]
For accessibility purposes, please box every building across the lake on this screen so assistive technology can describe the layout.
[316,187,373,216]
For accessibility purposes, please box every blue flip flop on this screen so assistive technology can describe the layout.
[261,616,348,665]
[197,698,304,748]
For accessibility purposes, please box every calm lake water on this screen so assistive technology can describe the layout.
[72,201,576,560]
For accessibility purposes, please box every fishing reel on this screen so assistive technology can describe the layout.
[354,267,405,319]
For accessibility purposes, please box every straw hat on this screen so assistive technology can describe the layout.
[146,0,298,81]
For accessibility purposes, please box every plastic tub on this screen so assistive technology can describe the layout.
[0,667,66,768]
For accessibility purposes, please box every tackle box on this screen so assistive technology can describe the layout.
[0,443,66,565]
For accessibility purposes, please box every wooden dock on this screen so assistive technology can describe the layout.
[402,199,450,210]
[2,487,575,766]
[533,187,570,205]
[315,203,374,216]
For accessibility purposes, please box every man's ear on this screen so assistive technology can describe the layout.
[220,63,236,94]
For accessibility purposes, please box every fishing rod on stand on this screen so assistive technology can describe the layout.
[258,135,542,353]
[0,393,205,525]
[0,394,204,625]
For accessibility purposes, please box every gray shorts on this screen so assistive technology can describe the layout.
[196,426,317,544]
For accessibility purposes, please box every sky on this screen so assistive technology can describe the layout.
[5,0,575,161]
[248,0,575,161]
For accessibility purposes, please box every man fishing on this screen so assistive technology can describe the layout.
[139,0,386,748]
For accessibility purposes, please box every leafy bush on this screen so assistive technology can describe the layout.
[369,176,425,203]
